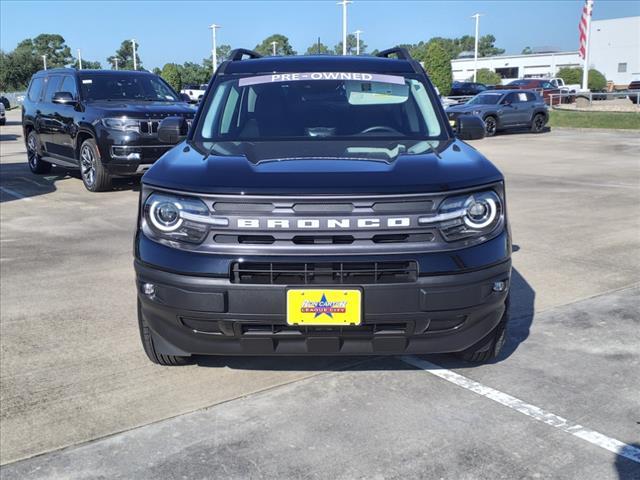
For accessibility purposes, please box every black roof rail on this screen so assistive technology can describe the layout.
[375,47,412,60]
[228,49,263,61]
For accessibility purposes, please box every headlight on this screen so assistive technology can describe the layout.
[101,117,140,132]
[419,190,503,242]
[143,193,224,244]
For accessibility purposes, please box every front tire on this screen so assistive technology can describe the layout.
[483,116,497,137]
[530,113,546,133]
[80,138,112,192]
[457,296,509,363]
[138,300,192,366]
[26,131,52,174]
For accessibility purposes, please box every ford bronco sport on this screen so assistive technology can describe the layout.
[135,48,511,365]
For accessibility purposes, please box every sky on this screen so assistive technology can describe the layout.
[1,0,639,70]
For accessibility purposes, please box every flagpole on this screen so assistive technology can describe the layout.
[581,1,593,91]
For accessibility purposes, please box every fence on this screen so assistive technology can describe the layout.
[548,91,640,108]
[0,91,27,109]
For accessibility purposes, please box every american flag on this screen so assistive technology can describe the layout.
[578,0,594,59]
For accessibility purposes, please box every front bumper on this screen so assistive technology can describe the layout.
[135,256,511,356]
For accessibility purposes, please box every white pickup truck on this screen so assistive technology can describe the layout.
[548,77,581,93]
[180,84,207,103]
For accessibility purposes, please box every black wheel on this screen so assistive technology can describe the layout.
[0,118,6,126]
[457,296,509,363]
[483,116,497,137]
[530,113,546,133]
[26,131,52,174]
[79,138,112,192]
[138,300,192,366]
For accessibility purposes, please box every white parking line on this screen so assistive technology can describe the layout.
[400,355,640,464]
[0,186,32,202]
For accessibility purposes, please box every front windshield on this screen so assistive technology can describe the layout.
[466,93,503,105]
[79,73,180,102]
[196,73,445,160]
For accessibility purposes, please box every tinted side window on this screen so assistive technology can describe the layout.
[541,82,553,89]
[60,76,78,98]
[504,93,520,104]
[525,92,537,102]
[28,77,45,101]
[44,76,62,102]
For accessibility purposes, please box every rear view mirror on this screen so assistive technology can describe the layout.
[456,115,485,141]
[158,116,189,144]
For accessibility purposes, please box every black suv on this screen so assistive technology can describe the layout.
[450,81,487,97]
[21,69,195,191]
[135,48,511,366]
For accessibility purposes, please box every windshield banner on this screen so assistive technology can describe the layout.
[238,72,405,87]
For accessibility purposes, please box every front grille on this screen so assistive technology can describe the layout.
[139,120,160,135]
[231,261,418,285]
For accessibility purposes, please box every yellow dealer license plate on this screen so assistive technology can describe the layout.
[287,289,362,326]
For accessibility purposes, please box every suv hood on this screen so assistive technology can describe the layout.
[143,140,503,195]
[87,100,195,118]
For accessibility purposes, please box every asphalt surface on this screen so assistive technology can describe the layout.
[1,108,639,479]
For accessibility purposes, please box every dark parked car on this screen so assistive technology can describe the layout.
[21,69,195,191]
[0,95,10,110]
[450,81,487,97]
[446,90,548,137]
[134,48,512,366]
[498,79,563,105]
[628,80,640,104]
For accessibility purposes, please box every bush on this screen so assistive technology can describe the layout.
[474,68,502,86]
[160,63,182,92]
[556,67,607,90]
[414,41,452,95]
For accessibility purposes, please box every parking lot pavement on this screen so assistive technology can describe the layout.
[2,287,639,479]
[1,107,639,477]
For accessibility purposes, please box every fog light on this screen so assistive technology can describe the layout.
[142,283,155,296]
[492,281,506,292]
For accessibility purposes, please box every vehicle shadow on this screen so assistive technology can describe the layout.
[0,133,20,141]
[614,443,640,479]
[195,265,535,371]
[0,161,139,202]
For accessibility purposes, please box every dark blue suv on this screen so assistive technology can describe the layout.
[134,48,512,365]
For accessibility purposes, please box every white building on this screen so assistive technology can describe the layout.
[450,16,640,87]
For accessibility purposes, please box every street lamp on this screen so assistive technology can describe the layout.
[271,41,278,56]
[77,49,82,69]
[132,38,137,70]
[42,54,47,70]
[209,24,221,74]
[114,58,119,70]
[354,29,363,55]
[337,0,352,56]
[471,13,483,82]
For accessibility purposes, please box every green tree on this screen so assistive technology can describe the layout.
[334,33,367,55]
[473,68,502,85]
[107,40,142,70]
[478,35,505,57]
[72,59,102,69]
[161,63,182,91]
[305,41,332,55]
[179,61,208,85]
[255,34,296,56]
[152,67,161,75]
[0,48,41,91]
[414,41,452,95]
[15,34,73,68]
[556,67,607,90]
[521,46,533,55]
[202,44,232,72]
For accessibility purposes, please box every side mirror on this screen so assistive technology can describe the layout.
[180,93,191,102]
[158,116,189,144]
[52,91,77,105]
[456,115,485,141]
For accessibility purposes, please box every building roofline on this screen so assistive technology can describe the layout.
[451,51,580,63]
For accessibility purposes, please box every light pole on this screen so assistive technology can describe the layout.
[132,39,137,70]
[471,13,483,82]
[77,49,82,69]
[337,0,352,55]
[42,54,47,70]
[114,58,119,70]
[354,29,363,55]
[209,24,221,74]
[271,41,278,56]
